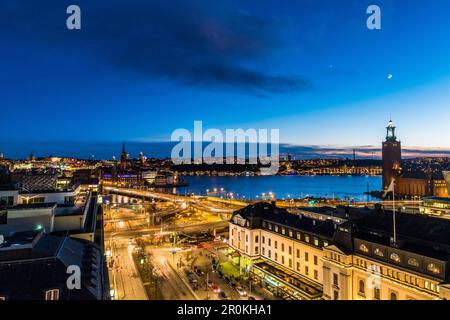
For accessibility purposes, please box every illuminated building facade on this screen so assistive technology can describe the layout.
[228,202,450,300]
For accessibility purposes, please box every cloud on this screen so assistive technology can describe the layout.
[0,0,310,95]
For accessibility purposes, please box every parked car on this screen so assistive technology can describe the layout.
[207,280,213,287]
[236,287,247,297]
[187,273,198,284]
[195,268,204,276]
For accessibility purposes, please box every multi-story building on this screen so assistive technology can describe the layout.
[228,202,450,300]
[0,231,108,300]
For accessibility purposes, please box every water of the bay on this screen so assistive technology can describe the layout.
[175,175,382,202]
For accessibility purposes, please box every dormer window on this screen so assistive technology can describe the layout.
[44,289,60,300]
[359,244,369,253]
[407,258,419,267]
[374,248,384,257]
[390,253,401,263]
[427,263,440,274]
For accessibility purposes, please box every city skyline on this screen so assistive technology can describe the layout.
[1,0,450,148]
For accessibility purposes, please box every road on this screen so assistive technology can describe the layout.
[109,238,148,300]
[105,220,228,239]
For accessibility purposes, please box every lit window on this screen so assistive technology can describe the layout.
[407,258,419,267]
[289,230,293,237]
[359,244,369,253]
[427,263,440,274]
[314,238,319,246]
[305,235,310,242]
[374,248,384,257]
[45,289,60,300]
[390,292,398,300]
[281,227,286,235]
[390,253,401,263]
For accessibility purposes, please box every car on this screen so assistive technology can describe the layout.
[207,280,213,287]
[211,284,220,293]
[187,273,198,284]
[218,291,228,300]
[236,287,247,296]
[195,268,204,276]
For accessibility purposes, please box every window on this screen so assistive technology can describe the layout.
[289,259,292,268]
[390,292,398,300]
[314,270,318,280]
[305,266,309,276]
[268,250,271,258]
[281,243,285,252]
[0,296,6,300]
[296,262,300,271]
[374,248,384,257]
[314,256,318,266]
[282,256,285,264]
[390,253,401,263]
[305,235,310,242]
[289,230,293,237]
[262,236,265,244]
[45,289,60,300]
[373,287,380,300]
[274,225,279,232]
[246,235,248,242]
[255,246,259,254]
[314,237,319,246]
[333,273,339,286]
[305,252,309,262]
[427,263,440,274]
[288,246,292,255]
[333,290,339,300]
[268,223,272,230]
[274,241,278,249]
[274,252,278,261]
[296,249,300,258]
[408,258,419,267]
[281,227,286,235]
[255,236,259,243]
[359,244,369,253]
[64,196,75,205]
[262,247,265,255]
[246,245,248,253]
[0,196,14,206]
[296,232,301,240]
[358,280,365,295]
[268,238,271,246]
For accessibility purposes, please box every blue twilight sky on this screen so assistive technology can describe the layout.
[1,0,450,157]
